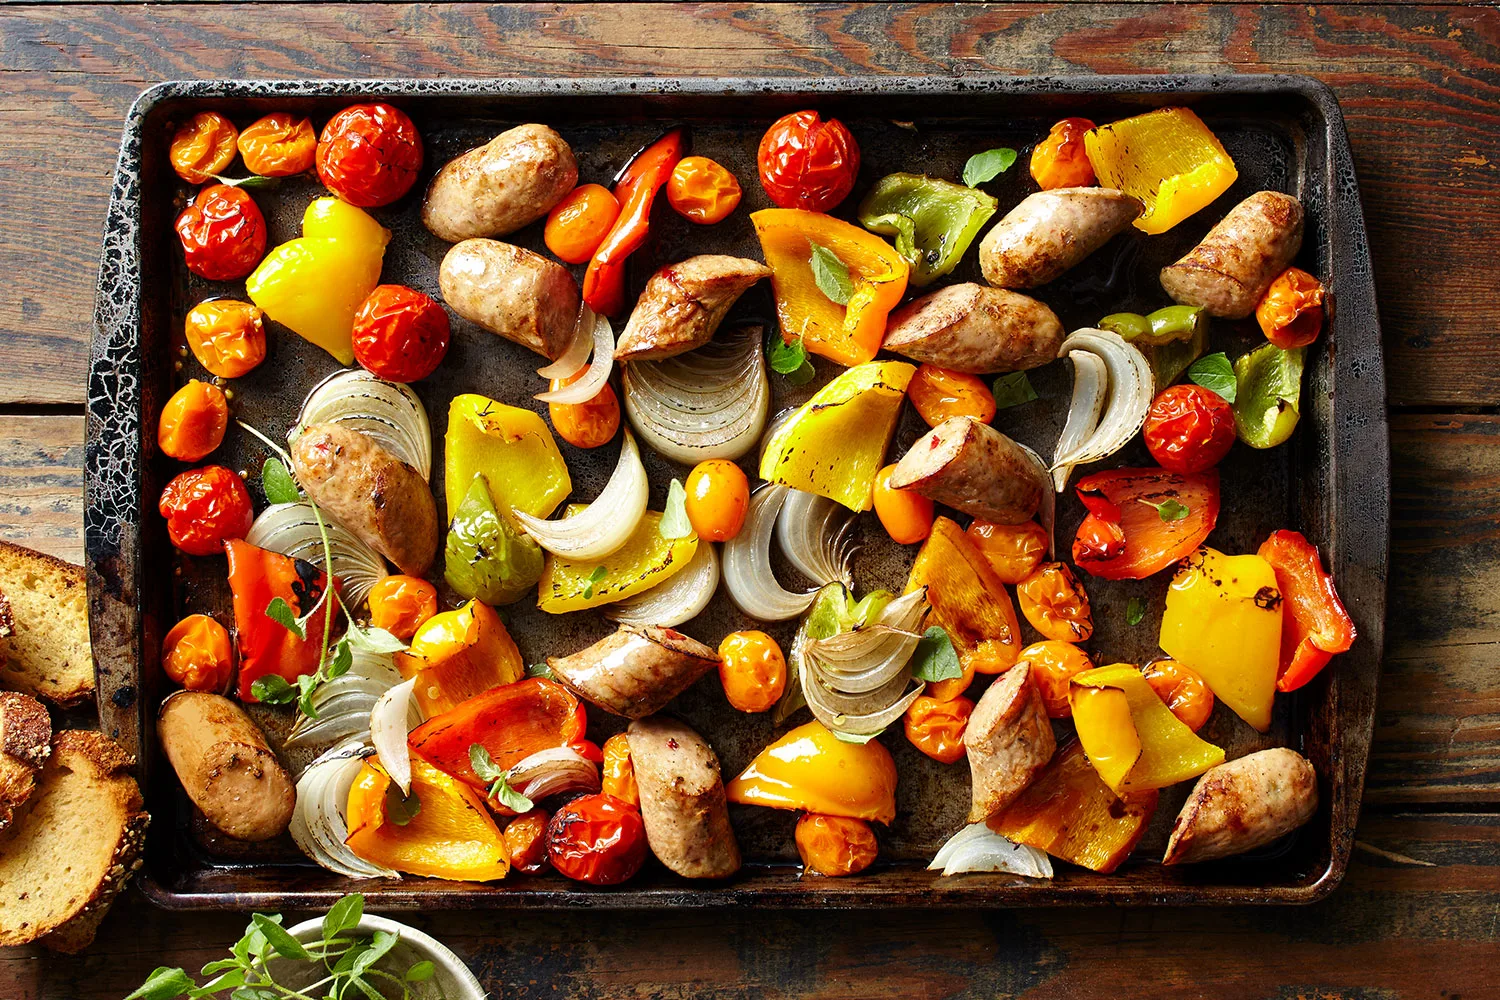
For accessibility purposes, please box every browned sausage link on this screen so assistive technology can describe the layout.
[291,423,439,577]
[613,255,772,361]
[979,188,1143,290]
[964,661,1055,823]
[421,124,579,243]
[1162,747,1318,864]
[626,716,741,879]
[888,416,1042,524]
[1159,191,1305,319]
[439,239,581,359]
[547,625,721,719]
[158,691,295,842]
[882,283,1065,374]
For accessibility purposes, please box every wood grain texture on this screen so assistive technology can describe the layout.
[0,3,1496,404]
[0,415,83,564]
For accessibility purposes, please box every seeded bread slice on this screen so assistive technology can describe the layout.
[0,730,148,953]
[0,691,51,831]
[0,541,93,707]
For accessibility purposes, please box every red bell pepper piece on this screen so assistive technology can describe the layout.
[224,539,340,701]
[1071,467,1219,580]
[582,128,687,316]
[1257,529,1356,691]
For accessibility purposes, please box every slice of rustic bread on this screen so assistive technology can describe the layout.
[0,541,94,706]
[0,690,51,832]
[0,730,148,953]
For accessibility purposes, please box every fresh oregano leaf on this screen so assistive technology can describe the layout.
[261,457,300,506]
[809,242,853,306]
[264,597,304,640]
[659,478,693,540]
[991,371,1039,409]
[251,913,311,962]
[909,626,963,682]
[350,929,399,978]
[468,743,504,782]
[384,783,421,826]
[1126,597,1146,626]
[488,773,535,814]
[325,638,354,679]
[211,173,282,191]
[962,147,1018,187]
[344,621,407,655]
[768,330,808,375]
[582,564,608,600]
[406,961,436,982]
[322,893,364,940]
[249,674,295,705]
[1139,497,1190,522]
[1188,351,1237,403]
[124,967,196,1000]
[527,661,557,681]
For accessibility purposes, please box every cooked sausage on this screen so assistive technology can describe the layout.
[978,188,1142,289]
[547,625,720,719]
[291,423,438,576]
[158,691,294,842]
[964,661,1054,823]
[1162,747,1318,865]
[439,238,581,359]
[613,255,771,361]
[888,416,1042,524]
[1159,191,1305,319]
[881,283,1064,374]
[626,716,741,879]
[422,124,578,243]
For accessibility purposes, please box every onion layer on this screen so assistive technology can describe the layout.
[508,747,601,801]
[286,650,410,750]
[622,326,770,463]
[513,430,649,561]
[289,740,398,879]
[723,484,817,621]
[535,310,615,404]
[537,304,598,380]
[1051,349,1107,492]
[370,677,416,795]
[801,588,929,738]
[606,540,720,628]
[1050,329,1152,486]
[247,502,389,608]
[296,369,432,481]
[776,489,857,588]
[929,822,1054,878]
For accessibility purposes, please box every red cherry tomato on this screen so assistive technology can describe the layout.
[158,465,253,556]
[350,284,451,382]
[174,184,267,281]
[1143,385,1237,474]
[757,111,860,212]
[546,793,647,885]
[316,103,424,208]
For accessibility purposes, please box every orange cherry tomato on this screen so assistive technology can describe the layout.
[161,613,235,692]
[503,808,551,874]
[757,110,861,213]
[925,656,975,703]
[547,372,621,449]
[237,113,317,176]
[872,465,933,545]
[1016,562,1093,642]
[544,183,621,264]
[184,299,267,378]
[175,184,267,281]
[1020,639,1095,718]
[601,732,639,807]
[684,459,750,542]
[158,465,253,557]
[1030,117,1097,190]
[1143,385,1237,475]
[158,380,229,462]
[169,112,239,185]
[1256,267,1326,350]
[546,793,647,886]
[903,694,973,764]
[351,284,451,383]
[316,103,423,208]
[795,813,878,877]
[965,519,1048,584]
[907,364,997,427]
[367,575,439,640]
[1142,658,1215,732]
[667,156,742,224]
[717,630,786,713]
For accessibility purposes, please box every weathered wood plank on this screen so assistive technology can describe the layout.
[0,3,1495,404]
[0,415,83,564]
[2,810,1495,1000]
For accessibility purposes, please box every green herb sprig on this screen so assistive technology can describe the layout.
[469,744,535,813]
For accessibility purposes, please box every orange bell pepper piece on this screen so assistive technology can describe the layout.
[752,208,909,366]
[905,517,1023,675]
[1084,107,1238,235]
[224,539,340,702]
[726,721,897,824]
[1069,663,1224,793]
[394,599,524,716]
[1258,529,1357,692]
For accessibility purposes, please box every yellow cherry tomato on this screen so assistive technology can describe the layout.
[718,630,786,713]
[548,372,621,449]
[1142,658,1215,733]
[872,464,933,544]
[601,732,639,807]
[795,813,878,877]
[1020,639,1095,718]
[1016,561,1094,642]
[367,575,439,640]
[907,364,997,427]
[684,459,750,542]
[966,519,1048,584]
[545,184,621,265]
[667,156,742,224]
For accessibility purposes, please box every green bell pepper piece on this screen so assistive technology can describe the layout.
[1232,343,1306,449]
[443,473,544,605]
[856,173,998,286]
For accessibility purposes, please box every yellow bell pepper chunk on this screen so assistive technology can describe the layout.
[345,756,510,881]
[245,197,390,364]
[726,720,898,824]
[758,360,915,511]
[537,508,697,613]
[753,208,910,367]
[1070,663,1225,793]
[1158,546,1283,732]
[395,599,524,717]
[445,394,571,521]
[1084,108,1238,235]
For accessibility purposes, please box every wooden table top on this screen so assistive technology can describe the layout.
[2,3,1497,996]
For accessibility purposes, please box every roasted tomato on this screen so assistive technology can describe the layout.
[1072,467,1219,580]
[1030,117,1097,190]
[1021,640,1095,718]
[906,364,997,427]
[795,813,878,877]
[157,379,229,462]
[1017,562,1093,642]
[350,284,451,383]
[718,630,787,713]
[544,184,620,264]
[1257,267,1326,350]
[184,299,266,378]
[316,103,424,207]
[367,574,439,640]
[169,112,239,185]
[1143,385,1236,474]
[1141,658,1215,732]
[966,519,1048,584]
[546,793,648,885]
[238,112,317,177]
[757,110,860,212]
[161,613,234,692]
[667,156,742,224]
[158,465,253,556]
[685,459,750,542]
[903,694,973,764]
[504,808,551,874]
[873,465,934,545]
[601,733,639,807]
[175,184,267,281]
[548,374,621,449]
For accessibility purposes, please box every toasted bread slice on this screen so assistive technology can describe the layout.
[0,730,148,953]
[0,541,93,706]
[0,691,51,831]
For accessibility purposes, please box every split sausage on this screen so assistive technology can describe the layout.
[978,188,1142,290]
[158,691,295,842]
[613,255,772,361]
[439,238,581,359]
[1162,747,1318,865]
[626,716,741,879]
[422,124,578,243]
[547,625,720,719]
[964,661,1055,823]
[1159,191,1304,319]
[881,283,1064,374]
[888,416,1043,524]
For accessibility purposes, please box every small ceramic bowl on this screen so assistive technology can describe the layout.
[282,913,487,1000]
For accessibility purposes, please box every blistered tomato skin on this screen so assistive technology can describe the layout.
[757,111,861,213]
[350,284,451,383]
[546,793,648,885]
[873,465,934,545]
[544,184,621,264]
[316,103,424,208]
[1030,117,1098,190]
[238,113,317,176]
[548,373,622,449]
[601,733,639,807]
[903,695,974,764]
[1143,385,1237,474]
[175,184,267,281]
[158,465,253,556]
[1016,562,1094,642]
[795,813,879,877]
[503,809,552,874]
[1021,639,1095,718]
[158,380,229,462]
[1142,658,1215,732]
[667,156,743,224]
[718,630,787,713]
[367,575,439,640]
[966,519,1048,584]
[184,300,267,378]
[169,112,239,185]
[161,613,235,692]
[907,365,997,427]
[684,459,750,542]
